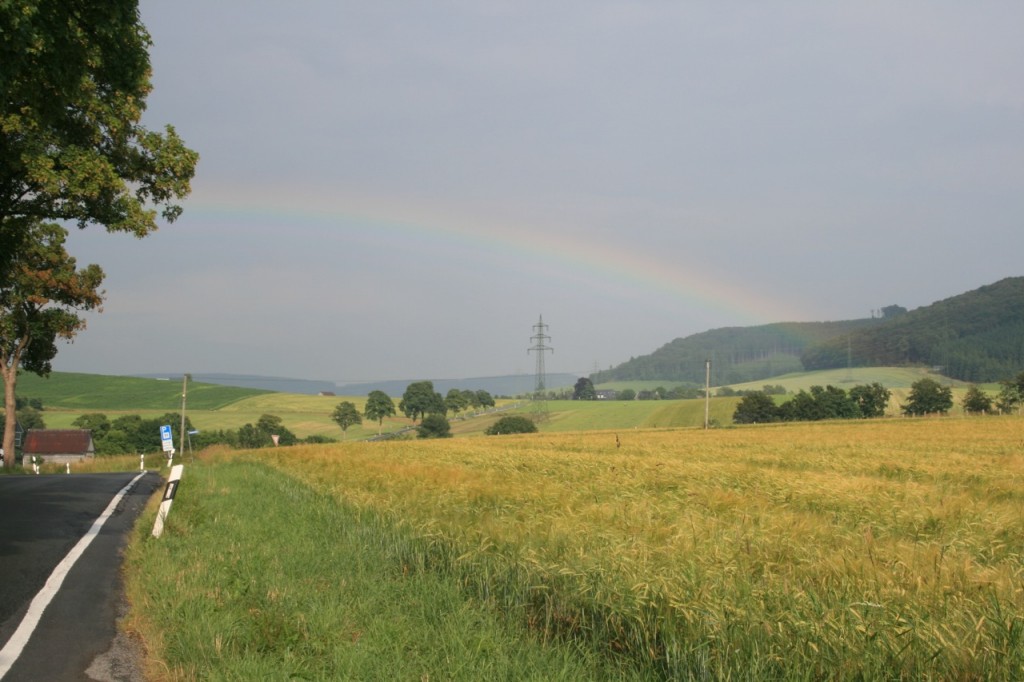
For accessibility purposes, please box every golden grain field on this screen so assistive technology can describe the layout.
[235,417,1023,677]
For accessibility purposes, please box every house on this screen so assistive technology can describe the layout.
[595,389,618,400]
[21,429,95,467]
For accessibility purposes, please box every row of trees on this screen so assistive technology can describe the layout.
[330,383,498,440]
[734,373,1024,425]
[963,371,1024,415]
[733,383,892,424]
[571,377,707,401]
[70,412,331,455]
[399,382,495,422]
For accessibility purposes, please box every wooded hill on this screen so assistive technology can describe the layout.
[592,318,883,386]
[592,277,1024,386]
[801,277,1024,382]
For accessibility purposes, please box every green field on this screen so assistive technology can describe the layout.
[9,372,269,410]
[126,417,1024,679]
[8,368,998,443]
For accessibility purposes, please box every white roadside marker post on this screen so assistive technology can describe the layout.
[152,464,184,538]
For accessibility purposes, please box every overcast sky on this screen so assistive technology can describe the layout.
[56,1,1024,384]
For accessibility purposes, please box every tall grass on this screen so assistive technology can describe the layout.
[128,418,1024,678]
[125,456,630,680]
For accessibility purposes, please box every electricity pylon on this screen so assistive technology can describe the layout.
[528,315,553,420]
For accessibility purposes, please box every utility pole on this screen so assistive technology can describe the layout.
[704,359,711,430]
[528,315,553,420]
[179,374,190,460]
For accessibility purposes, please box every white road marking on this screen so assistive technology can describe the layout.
[0,472,147,679]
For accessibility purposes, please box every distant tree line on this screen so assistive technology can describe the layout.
[734,371,1024,425]
[69,412,327,455]
[733,383,891,424]
[569,377,707,401]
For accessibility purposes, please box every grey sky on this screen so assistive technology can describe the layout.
[57,1,1024,383]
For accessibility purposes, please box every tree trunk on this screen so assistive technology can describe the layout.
[2,365,16,469]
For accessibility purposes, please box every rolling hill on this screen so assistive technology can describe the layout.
[593,277,1023,386]
[801,277,1024,382]
[591,319,883,386]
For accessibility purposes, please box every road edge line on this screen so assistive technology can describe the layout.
[0,471,148,679]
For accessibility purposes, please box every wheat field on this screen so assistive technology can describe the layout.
[184,417,1016,678]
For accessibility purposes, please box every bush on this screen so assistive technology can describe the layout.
[417,414,452,439]
[485,415,538,435]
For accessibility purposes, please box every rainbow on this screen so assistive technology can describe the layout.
[181,185,807,326]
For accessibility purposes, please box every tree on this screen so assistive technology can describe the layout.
[330,401,362,438]
[445,388,469,418]
[475,390,495,410]
[733,392,779,424]
[485,415,538,435]
[995,371,1024,415]
[902,378,953,416]
[1,222,103,465]
[399,381,444,422]
[460,389,479,413]
[961,386,993,415]
[1,2,198,244]
[810,385,861,420]
[72,413,111,440]
[618,388,637,401]
[1,3,198,467]
[777,390,820,421]
[849,383,891,418]
[363,390,396,435]
[416,414,451,439]
[573,377,596,400]
[995,380,1021,415]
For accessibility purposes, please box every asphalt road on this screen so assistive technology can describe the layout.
[0,471,162,681]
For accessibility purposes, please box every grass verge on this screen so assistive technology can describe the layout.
[124,456,631,680]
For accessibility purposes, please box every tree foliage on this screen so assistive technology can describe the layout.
[70,411,193,455]
[1,1,198,242]
[475,390,495,410]
[960,386,993,415]
[1,2,198,466]
[848,383,891,418]
[732,392,779,424]
[995,373,1023,414]
[444,388,469,418]
[902,378,954,416]
[363,390,395,435]
[416,414,451,439]
[573,377,596,400]
[399,381,444,422]
[330,401,362,437]
[485,415,538,435]
[1,222,103,462]
[734,383,891,425]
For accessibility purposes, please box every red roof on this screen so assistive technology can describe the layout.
[22,430,94,455]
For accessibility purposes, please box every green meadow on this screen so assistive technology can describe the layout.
[11,372,268,410]
[126,417,1024,680]
[16,368,997,444]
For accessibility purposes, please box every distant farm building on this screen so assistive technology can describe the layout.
[318,391,336,397]
[21,429,95,467]
[595,390,618,400]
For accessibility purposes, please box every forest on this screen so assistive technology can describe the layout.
[594,277,1024,385]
